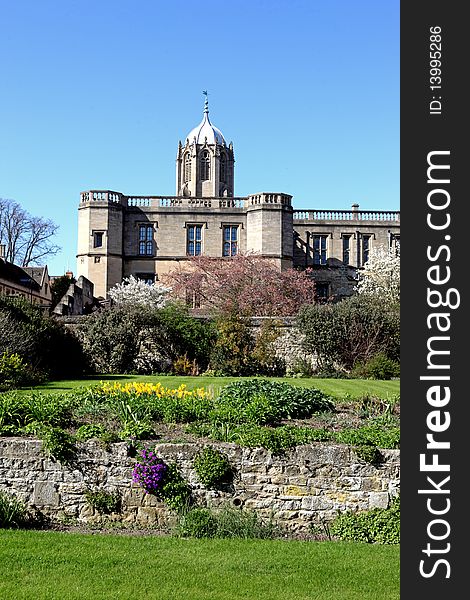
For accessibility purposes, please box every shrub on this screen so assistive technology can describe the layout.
[80,305,153,374]
[0,297,86,379]
[351,353,400,380]
[212,379,334,425]
[172,354,199,376]
[336,424,400,450]
[0,352,29,390]
[38,426,76,463]
[209,316,286,377]
[158,462,193,514]
[177,508,218,538]
[75,423,108,441]
[118,420,155,441]
[296,295,400,371]
[209,314,256,376]
[231,424,333,454]
[329,495,400,544]
[193,447,233,488]
[0,490,30,528]
[84,489,122,515]
[352,444,383,464]
[75,424,119,449]
[148,303,216,373]
[187,422,333,454]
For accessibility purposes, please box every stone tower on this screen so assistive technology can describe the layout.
[176,96,235,198]
[76,191,124,300]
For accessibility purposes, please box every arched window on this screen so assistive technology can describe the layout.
[200,150,211,181]
[183,153,191,183]
[220,153,226,183]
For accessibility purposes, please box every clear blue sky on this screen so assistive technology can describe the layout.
[0,0,399,276]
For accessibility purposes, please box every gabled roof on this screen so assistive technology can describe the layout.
[23,265,49,288]
[0,259,41,292]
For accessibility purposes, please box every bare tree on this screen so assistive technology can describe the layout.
[0,198,60,266]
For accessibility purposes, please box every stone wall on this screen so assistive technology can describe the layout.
[248,317,316,373]
[0,438,400,532]
[59,315,315,374]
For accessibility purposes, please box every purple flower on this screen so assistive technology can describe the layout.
[132,450,168,494]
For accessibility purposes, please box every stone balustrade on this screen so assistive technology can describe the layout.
[79,191,398,224]
[80,190,123,203]
[247,193,293,206]
[81,191,248,209]
[294,209,400,222]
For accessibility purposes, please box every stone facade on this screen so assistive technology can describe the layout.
[0,438,400,533]
[0,258,52,307]
[77,100,400,300]
[52,275,95,316]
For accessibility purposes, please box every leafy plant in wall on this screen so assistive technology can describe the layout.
[39,426,76,464]
[193,447,233,489]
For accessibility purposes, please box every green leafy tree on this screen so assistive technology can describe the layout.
[80,305,152,374]
[296,295,399,371]
[148,302,216,372]
[0,296,86,380]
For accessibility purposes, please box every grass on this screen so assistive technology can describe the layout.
[28,374,399,400]
[0,530,399,600]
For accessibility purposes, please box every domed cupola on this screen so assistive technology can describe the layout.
[176,94,235,198]
[185,97,226,145]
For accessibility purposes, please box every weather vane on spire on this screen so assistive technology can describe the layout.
[202,90,209,114]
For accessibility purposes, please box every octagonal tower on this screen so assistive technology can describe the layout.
[176,96,235,197]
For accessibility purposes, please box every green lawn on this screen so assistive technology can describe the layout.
[30,374,399,400]
[0,530,399,600]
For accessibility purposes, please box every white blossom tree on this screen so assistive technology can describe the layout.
[108,275,171,308]
[355,247,400,303]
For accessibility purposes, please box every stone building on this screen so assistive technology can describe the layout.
[77,98,400,300]
[0,253,52,307]
[52,274,95,316]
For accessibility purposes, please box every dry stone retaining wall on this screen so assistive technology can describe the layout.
[0,438,400,532]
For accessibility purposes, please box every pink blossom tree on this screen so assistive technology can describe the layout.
[166,254,316,317]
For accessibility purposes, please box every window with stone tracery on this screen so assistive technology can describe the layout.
[342,234,351,265]
[200,150,211,181]
[223,225,238,256]
[187,224,203,256]
[183,153,191,183]
[220,153,226,183]
[312,235,328,265]
[362,234,371,265]
[139,224,154,256]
